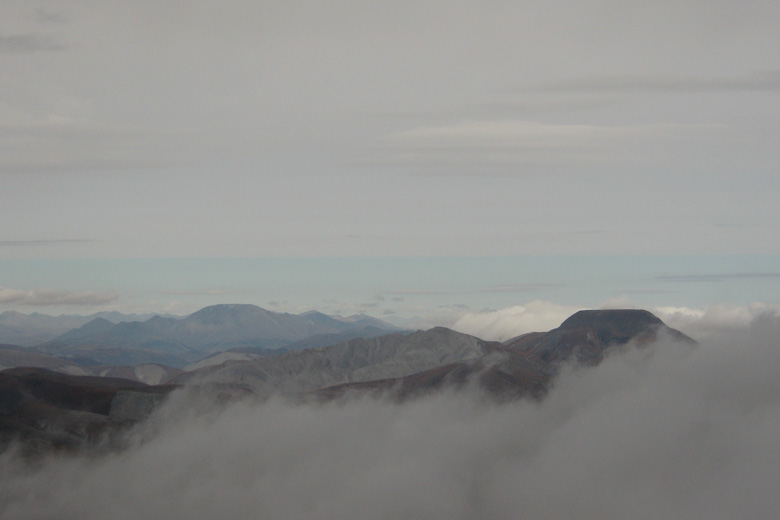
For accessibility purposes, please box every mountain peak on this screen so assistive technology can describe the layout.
[507,308,694,366]
[0,311,26,318]
[192,304,263,313]
[559,309,663,332]
[52,316,117,342]
[186,304,268,322]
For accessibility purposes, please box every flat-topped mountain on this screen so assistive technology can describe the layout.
[505,309,696,365]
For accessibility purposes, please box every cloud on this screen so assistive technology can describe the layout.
[0,239,97,247]
[532,70,780,94]
[3,315,780,519]
[600,296,637,309]
[160,289,232,296]
[34,8,69,25]
[0,286,117,306]
[481,283,560,293]
[653,303,780,341]
[405,300,780,345]
[655,272,780,283]
[450,300,580,341]
[0,118,171,173]
[0,34,66,53]
[376,119,727,171]
[386,121,616,162]
[385,289,450,296]
[389,120,724,146]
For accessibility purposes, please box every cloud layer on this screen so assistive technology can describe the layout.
[450,300,580,341]
[0,286,117,306]
[447,300,780,343]
[3,313,779,519]
[3,2,780,258]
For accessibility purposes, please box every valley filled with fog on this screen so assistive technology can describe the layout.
[2,310,779,519]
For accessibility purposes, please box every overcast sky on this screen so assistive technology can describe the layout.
[2,1,779,316]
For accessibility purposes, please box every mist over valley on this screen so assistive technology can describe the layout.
[2,306,779,519]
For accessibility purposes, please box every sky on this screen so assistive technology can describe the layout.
[2,1,780,323]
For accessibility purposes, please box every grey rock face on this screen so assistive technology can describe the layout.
[175,327,493,397]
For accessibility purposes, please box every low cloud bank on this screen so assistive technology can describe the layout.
[654,302,780,341]
[451,300,579,341]
[2,315,780,519]
[0,286,118,306]
[449,299,780,344]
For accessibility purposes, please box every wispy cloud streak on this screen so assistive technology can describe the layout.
[0,286,117,306]
[656,272,780,283]
[532,71,780,93]
[0,239,97,247]
[0,34,67,53]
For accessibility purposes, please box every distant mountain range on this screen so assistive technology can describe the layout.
[0,310,168,346]
[0,304,402,368]
[0,308,695,455]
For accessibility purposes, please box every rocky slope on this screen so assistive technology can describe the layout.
[174,327,494,397]
[312,309,696,401]
[1,309,696,454]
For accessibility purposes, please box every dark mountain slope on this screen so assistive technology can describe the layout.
[505,309,696,365]
[0,344,89,374]
[0,368,176,455]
